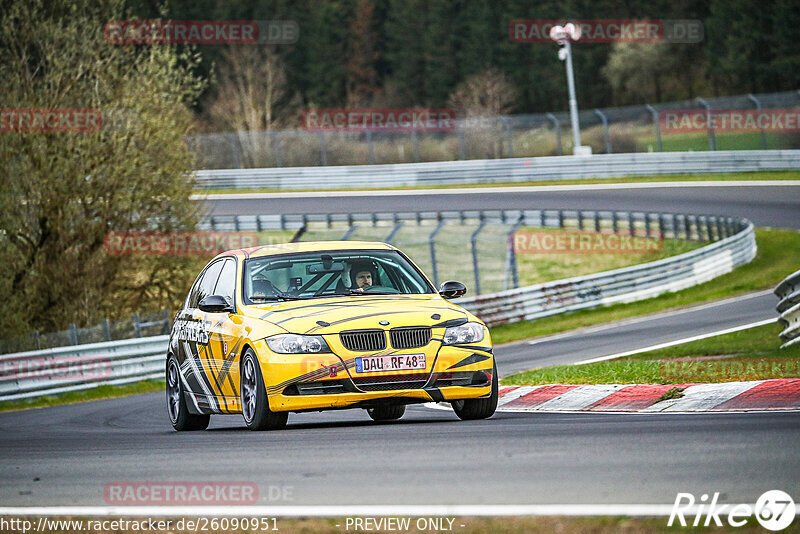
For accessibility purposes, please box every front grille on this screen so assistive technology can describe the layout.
[284,380,355,396]
[432,371,489,387]
[390,327,431,349]
[340,330,386,351]
[352,373,429,392]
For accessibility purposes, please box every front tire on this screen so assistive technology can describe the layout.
[367,404,405,421]
[166,356,210,431]
[452,362,498,420]
[240,349,288,431]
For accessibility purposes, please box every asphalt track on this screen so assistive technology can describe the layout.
[201,182,800,229]
[1,181,798,508]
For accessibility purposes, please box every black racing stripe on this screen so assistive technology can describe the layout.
[217,336,244,392]
[446,353,491,370]
[198,341,226,400]
[424,387,445,402]
[185,341,220,411]
[449,344,492,353]
[267,357,358,394]
[431,317,468,328]
[259,301,361,321]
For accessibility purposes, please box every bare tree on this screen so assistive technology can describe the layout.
[205,46,301,167]
[447,68,518,158]
[0,0,206,337]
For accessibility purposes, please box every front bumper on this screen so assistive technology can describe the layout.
[251,338,494,413]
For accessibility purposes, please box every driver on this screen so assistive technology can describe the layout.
[353,268,372,290]
[348,261,375,291]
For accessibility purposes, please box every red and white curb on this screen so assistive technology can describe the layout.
[491,379,800,413]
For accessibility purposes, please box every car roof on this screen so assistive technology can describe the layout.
[215,240,398,261]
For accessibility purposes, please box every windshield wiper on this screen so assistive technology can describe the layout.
[324,289,400,296]
[250,295,312,302]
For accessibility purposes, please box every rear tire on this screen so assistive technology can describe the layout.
[452,362,498,420]
[166,356,210,431]
[240,349,288,431]
[367,404,406,421]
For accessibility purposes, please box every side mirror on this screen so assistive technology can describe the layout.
[439,280,467,299]
[198,295,233,313]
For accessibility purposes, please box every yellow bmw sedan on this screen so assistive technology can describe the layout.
[166,241,497,431]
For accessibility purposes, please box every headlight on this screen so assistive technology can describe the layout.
[265,334,331,354]
[443,322,485,345]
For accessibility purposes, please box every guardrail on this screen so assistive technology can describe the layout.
[0,209,756,402]
[776,270,800,348]
[193,150,800,190]
[0,336,167,402]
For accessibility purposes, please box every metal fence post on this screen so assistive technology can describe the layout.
[162,309,171,335]
[505,217,525,290]
[429,218,446,288]
[499,116,514,158]
[696,97,716,151]
[746,94,768,150]
[102,318,111,341]
[546,113,562,155]
[594,109,612,153]
[385,216,403,244]
[271,131,283,167]
[411,131,421,162]
[132,314,141,338]
[69,323,79,346]
[342,225,358,240]
[456,123,467,160]
[225,133,242,169]
[470,217,487,295]
[645,104,662,152]
[317,132,328,165]
[366,132,376,164]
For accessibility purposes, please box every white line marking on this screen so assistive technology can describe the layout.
[573,318,777,365]
[194,180,800,200]
[495,386,540,407]
[0,504,750,517]
[643,381,765,412]
[522,290,774,347]
[531,384,627,411]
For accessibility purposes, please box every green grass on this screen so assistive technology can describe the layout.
[0,379,164,413]
[491,227,800,345]
[515,231,699,286]
[502,322,800,386]
[195,170,799,195]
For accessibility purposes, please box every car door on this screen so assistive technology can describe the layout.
[175,259,225,412]
[201,257,248,413]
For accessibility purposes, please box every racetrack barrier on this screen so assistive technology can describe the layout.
[0,209,756,401]
[776,270,800,348]
[193,150,800,190]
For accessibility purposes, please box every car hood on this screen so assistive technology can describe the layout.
[248,294,471,335]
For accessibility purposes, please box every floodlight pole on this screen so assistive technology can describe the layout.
[562,39,582,151]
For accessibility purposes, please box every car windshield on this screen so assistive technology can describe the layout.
[243,249,435,303]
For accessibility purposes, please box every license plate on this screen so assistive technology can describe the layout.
[354,354,426,373]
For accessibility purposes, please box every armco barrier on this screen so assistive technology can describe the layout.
[0,211,756,402]
[776,270,800,348]
[193,150,800,190]
[0,336,167,401]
